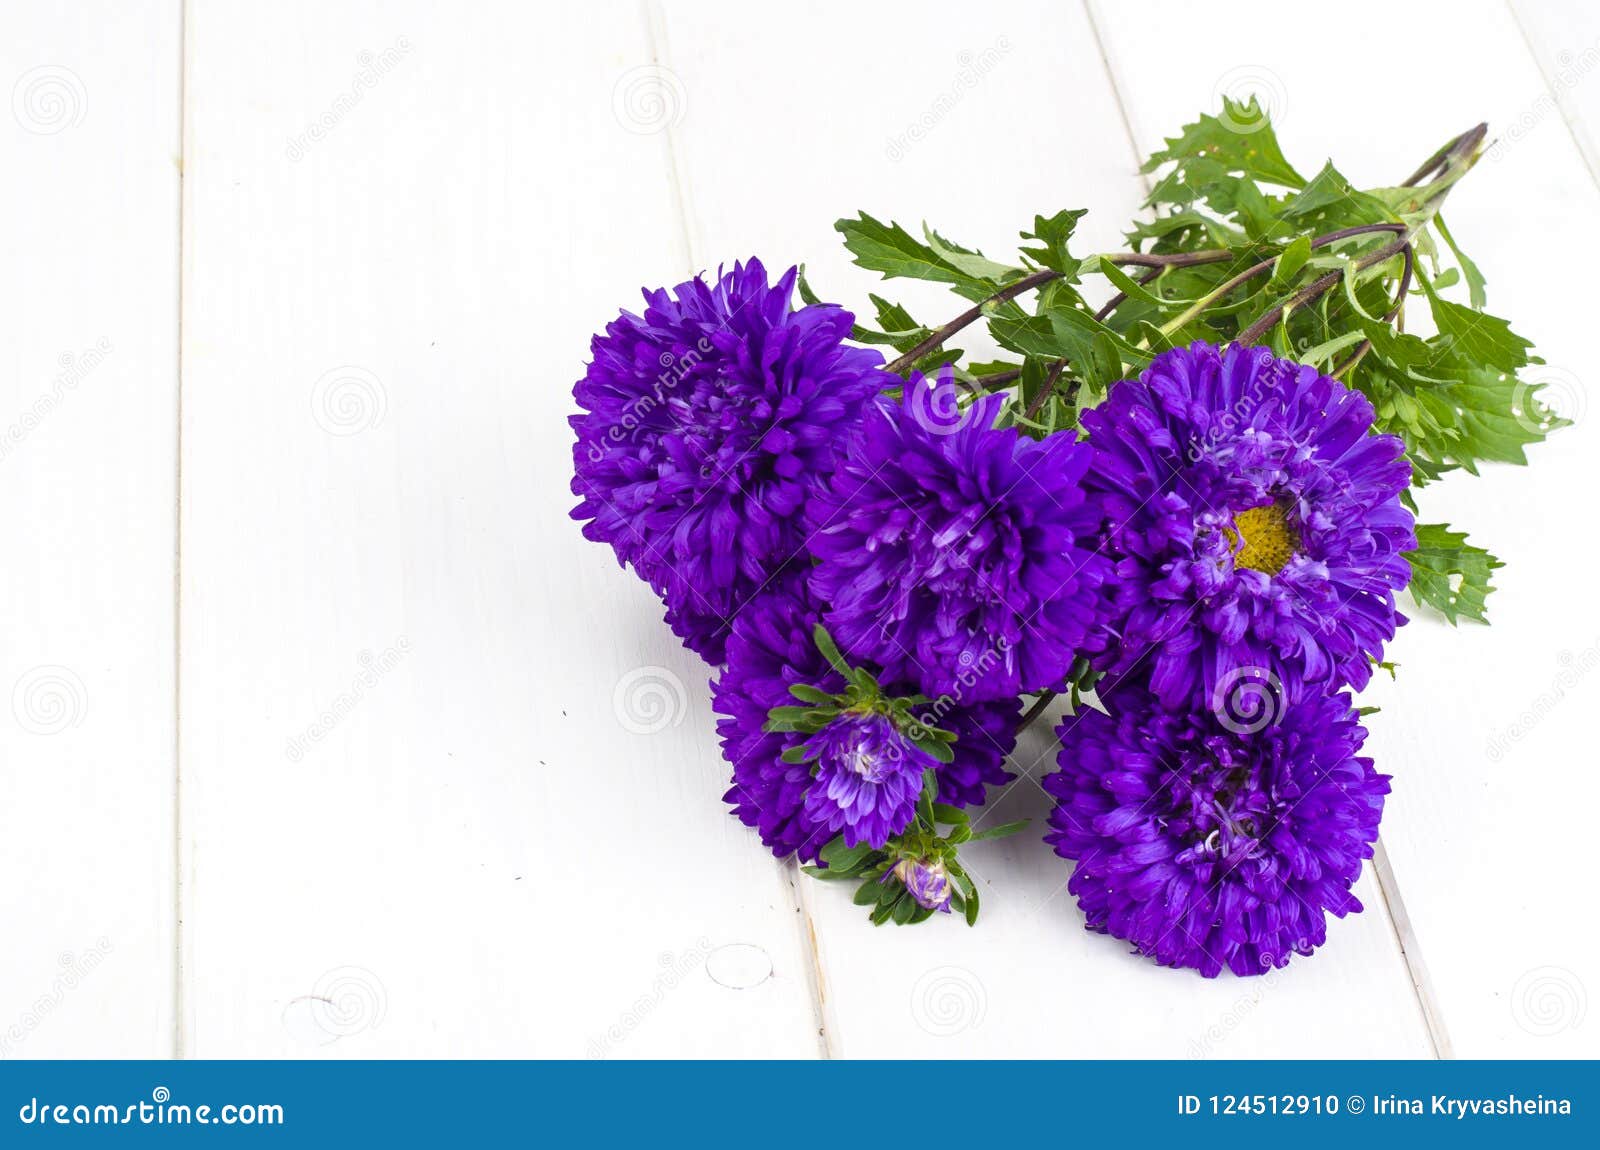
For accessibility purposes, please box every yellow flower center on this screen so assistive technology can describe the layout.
[1224,504,1298,575]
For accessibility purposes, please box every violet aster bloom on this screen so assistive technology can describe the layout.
[927,695,1021,808]
[886,856,954,913]
[1044,683,1389,976]
[570,259,887,663]
[714,572,1015,863]
[806,370,1112,703]
[801,711,931,850]
[1081,341,1414,707]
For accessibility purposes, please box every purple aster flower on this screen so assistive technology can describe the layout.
[570,259,887,662]
[1081,341,1414,707]
[885,856,953,913]
[921,695,1021,808]
[801,711,931,850]
[806,370,1112,703]
[1044,683,1389,976]
[714,571,1016,863]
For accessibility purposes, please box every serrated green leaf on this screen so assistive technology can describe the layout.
[1420,274,1532,374]
[836,213,1006,302]
[1141,97,1306,204]
[1020,209,1087,276]
[1406,522,1503,624]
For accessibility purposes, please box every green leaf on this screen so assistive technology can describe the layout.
[849,294,935,351]
[1268,235,1312,290]
[1020,210,1087,276]
[795,265,823,306]
[1281,162,1399,232]
[1433,213,1487,309]
[819,835,875,873]
[870,896,900,926]
[967,819,1030,842]
[923,224,1022,282]
[891,891,917,925]
[1419,274,1532,374]
[787,683,835,705]
[836,213,1007,302]
[811,624,852,679]
[1141,97,1306,205]
[915,771,937,828]
[930,802,969,826]
[963,883,980,927]
[1405,523,1503,624]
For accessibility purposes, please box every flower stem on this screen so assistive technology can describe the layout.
[885,268,1060,376]
[1016,691,1056,736]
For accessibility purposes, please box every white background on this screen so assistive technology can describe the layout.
[1,0,1595,1059]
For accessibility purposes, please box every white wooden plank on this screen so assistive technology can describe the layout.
[1096,0,1600,1059]
[180,0,819,1057]
[0,0,179,1058]
[658,0,1434,1057]
[1511,0,1600,183]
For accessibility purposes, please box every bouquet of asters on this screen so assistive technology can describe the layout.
[569,101,1562,976]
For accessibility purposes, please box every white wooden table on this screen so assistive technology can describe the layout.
[2,0,1596,1059]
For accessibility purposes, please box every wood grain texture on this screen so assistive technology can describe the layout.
[657,0,1434,1058]
[179,0,819,1058]
[1094,0,1600,1059]
[0,0,179,1059]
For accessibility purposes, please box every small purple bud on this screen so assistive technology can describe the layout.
[890,856,953,912]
